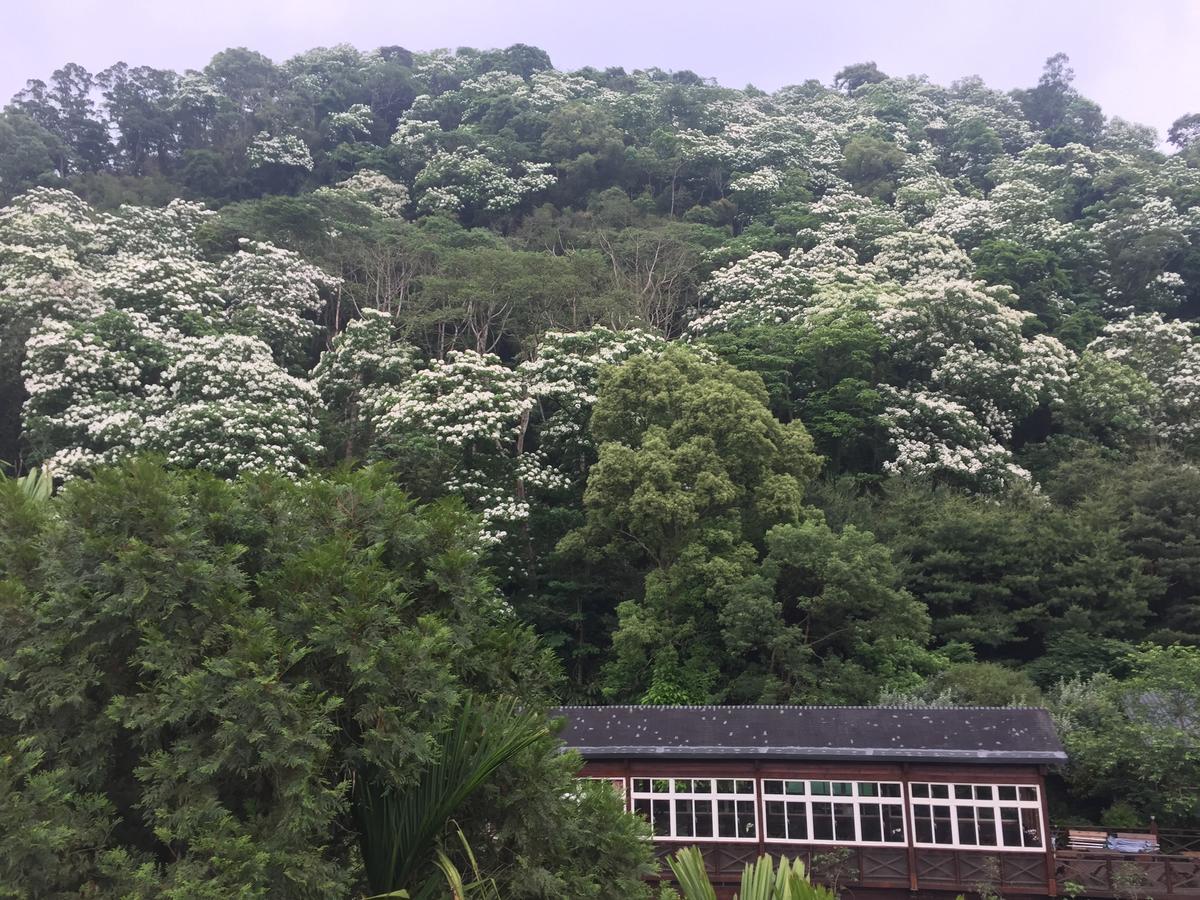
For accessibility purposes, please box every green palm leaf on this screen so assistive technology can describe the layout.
[354,696,548,899]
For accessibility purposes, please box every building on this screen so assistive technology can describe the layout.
[552,705,1068,898]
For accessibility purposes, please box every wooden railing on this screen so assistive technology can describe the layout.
[1056,850,1200,897]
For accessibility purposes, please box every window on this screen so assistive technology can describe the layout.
[763,780,904,845]
[910,783,1043,850]
[630,777,756,841]
[581,776,626,801]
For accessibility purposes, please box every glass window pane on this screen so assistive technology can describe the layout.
[1000,807,1021,846]
[997,786,1017,801]
[858,782,878,797]
[975,785,993,801]
[978,807,997,846]
[693,779,711,793]
[676,799,694,837]
[833,782,853,796]
[912,783,929,798]
[717,799,737,837]
[956,806,978,845]
[764,780,783,796]
[652,799,671,836]
[1022,808,1042,847]
[633,779,650,793]
[834,803,856,840]
[736,780,755,795]
[860,803,883,842]
[738,800,757,837]
[914,804,933,843]
[766,800,786,839]
[933,805,953,844]
[675,779,691,794]
[634,797,651,821]
[954,784,972,800]
[881,783,902,798]
[810,781,831,796]
[653,779,669,794]
[716,779,734,794]
[931,784,950,799]
[812,802,834,840]
[787,802,808,840]
[1019,786,1038,802]
[785,780,805,795]
[695,801,714,837]
[883,804,905,842]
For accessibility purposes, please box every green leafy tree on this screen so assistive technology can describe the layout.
[562,345,821,701]
[1053,645,1200,825]
[0,461,651,898]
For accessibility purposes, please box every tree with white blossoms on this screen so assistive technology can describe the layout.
[367,327,665,545]
[325,103,373,142]
[246,131,314,171]
[372,349,533,543]
[221,239,337,368]
[311,308,419,457]
[317,169,410,218]
[413,146,555,218]
[1089,312,1200,449]
[3,188,333,478]
[689,225,1073,489]
[520,327,665,487]
[140,334,320,478]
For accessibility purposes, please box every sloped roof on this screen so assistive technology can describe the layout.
[550,705,1067,764]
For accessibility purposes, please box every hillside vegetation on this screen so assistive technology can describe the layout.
[2,43,1200,893]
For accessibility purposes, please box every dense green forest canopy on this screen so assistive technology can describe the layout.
[3,41,1200,892]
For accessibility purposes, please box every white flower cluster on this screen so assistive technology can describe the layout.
[325,103,374,140]
[1090,313,1200,445]
[221,240,335,365]
[412,147,556,215]
[318,170,410,218]
[246,131,315,171]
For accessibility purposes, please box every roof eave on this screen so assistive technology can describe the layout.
[567,746,1069,764]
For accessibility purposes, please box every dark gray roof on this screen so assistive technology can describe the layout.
[550,705,1067,764]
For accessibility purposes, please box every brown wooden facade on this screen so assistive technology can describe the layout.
[555,705,1200,898]
[579,757,1057,899]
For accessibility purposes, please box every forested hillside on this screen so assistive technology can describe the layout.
[3,42,1200,878]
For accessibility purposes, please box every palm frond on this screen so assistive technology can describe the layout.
[354,696,548,898]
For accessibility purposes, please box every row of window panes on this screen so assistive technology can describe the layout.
[626,778,1042,848]
[632,797,758,839]
[762,780,902,799]
[912,805,1043,849]
[631,778,754,795]
[764,799,906,843]
[911,783,1039,803]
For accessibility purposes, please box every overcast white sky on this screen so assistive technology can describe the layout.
[3,0,1198,139]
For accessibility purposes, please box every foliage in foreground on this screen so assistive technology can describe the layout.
[0,461,653,898]
[667,846,836,900]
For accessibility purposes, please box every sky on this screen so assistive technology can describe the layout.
[2,0,1198,140]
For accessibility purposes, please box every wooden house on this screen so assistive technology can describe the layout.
[553,705,1067,898]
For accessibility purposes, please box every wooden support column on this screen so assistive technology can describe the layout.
[1038,765,1057,897]
[900,762,919,893]
[754,760,765,860]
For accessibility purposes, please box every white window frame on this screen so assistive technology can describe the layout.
[761,779,906,846]
[629,776,759,842]
[909,782,1045,852]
